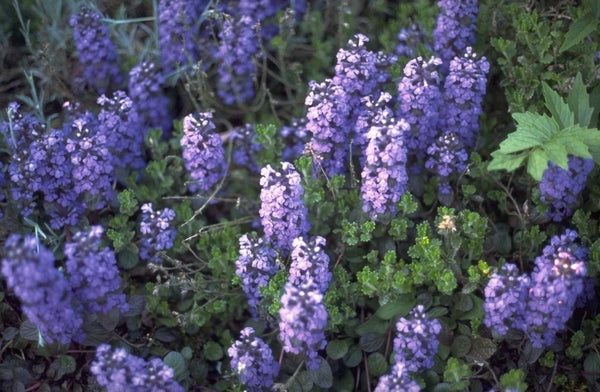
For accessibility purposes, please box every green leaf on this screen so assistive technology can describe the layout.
[326,340,349,360]
[358,332,385,352]
[451,335,472,358]
[374,295,416,320]
[367,353,388,377]
[542,141,568,169]
[568,73,594,127]
[117,243,139,270]
[584,352,600,382]
[542,82,574,128]
[527,149,549,181]
[308,357,333,388]
[559,13,598,53]
[487,151,528,172]
[19,320,39,342]
[164,351,187,380]
[203,341,223,361]
[466,338,497,362]
[343,345,362,367]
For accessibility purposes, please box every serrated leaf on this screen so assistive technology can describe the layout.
[542,141,568,169]
[527,149,549,181]
[358,332,385,352]
[367,353,388,376]
[568,73,594,127]
[164,351,186,379]
[326,340,349,360]
[559,13,598,53]
[374,295,416,320]
[497,130,544,154]
[487,151,528,172]
[542,82,574,128]
[308,357,333,388]
[510,112,559,143]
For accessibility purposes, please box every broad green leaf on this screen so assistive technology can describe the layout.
[542,82,574,128]
[164,351,187,380]
[466,338,497,362]
[358,332,385,352]
[451,335,472,358]
[487,151,528,172]
[496,130,544,153]
[542,141,568,170]
[576,126,600,163]
[527,149,549,181]
[367,353,388,376]
[308,357,333,389]
[568,73,594,127]
[203,341,223,361]
[374,295,415,320]
[559,13,598,53]
[326,339,349,360]
[511,112,559,142]
[590,84,600,128]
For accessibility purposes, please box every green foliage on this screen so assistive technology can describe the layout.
[499,369,528,392]
[443,357,471,391]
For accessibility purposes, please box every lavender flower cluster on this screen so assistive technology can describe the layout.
[91,344,184,391]
[484,230,589,348]
[433,0,479,72]
[289,236,331,293]
[228,327,280,391]
[128,61,172,134]
[139,203,177,263]
[157,0,203,72]
[374,362,421,392]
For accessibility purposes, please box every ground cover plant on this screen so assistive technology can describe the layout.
[0,0,599,391]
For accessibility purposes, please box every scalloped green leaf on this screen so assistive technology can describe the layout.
[487,151,528,173]
[559,13,598,53]
[568,73,594,127]
[542,82,574,129]
[542,141,568,170]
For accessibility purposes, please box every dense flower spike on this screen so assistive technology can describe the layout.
[259,162,310,254]
[230,124,262,173]
[483,263,530,336]
[289,236,331,293]
[235,234,278,315]
[279,281,328,370]
[128,61,172,134]
[90,344,184,392]
[374,362,421,392]
[139,203,177,263]
[396,24,428,58]
[425,132,468,197]
[228,327,280,391]
[539,156,594,222]
[181,112,227,193]
[281,117,309,162]
[158,0,203,72]
[394,305,442,373]
[1,235,83,344]
[305,80,351,177]
[396,56,443,159]
[97,91,146,171]
[69,6,122,92]
[433,0,478,72]
[361,96,409,222]
[333,34,381,98]
[524,230,588,348]
[216,15,260,105]
[66,113,115,210]
[65,226,128,314]
[442,47,490,148]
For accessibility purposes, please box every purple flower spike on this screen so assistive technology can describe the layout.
[259,162,310,254]
[128,61,172,134]
[158,0,202,72]
[539,156,594,222]
[228,327,280,391]
[230,124,262,173]
[433,0,479,72]
[524,230,588,348]
[139,203,177,263]
[181,112,227,193]
[289,236,331,293]
[279,281,328,370]
[375,362,421,392]
[1,235,83,345]
[483,263,530,336]
[281,117,309,162]
[65,226,129,314]
[91,344,184,392]
[396,24,429,58]
[235,234,278,316]
[425,132,468,199]
[394,305,442,373]
[70,6,123,93]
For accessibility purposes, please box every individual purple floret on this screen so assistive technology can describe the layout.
[539,156,594,222]
[97,91,146,172]
[305,80,351,177]
[433,0,478,73]
[279,280,328,370]
[259,162,310,254]
[442,47,489,148]
[235,234,278,316]
[289,236,331,293]
[374,362,421,392]
[65,226,128,314]
[396,24,429,58]
[230,124,262,173]
[216,15,260,105]
[396,56,443,160]
[281,117,309,162]
[139,203,177,263]
[65,112,115,211]
[158,0,202,72]
[394,305,442,373]
[90,344,184,392]
[181,112,227,193]
[70,6,123,93]
[361,95,409,222]
[425,132,468,198]
[1,235,83,345]
[128,61,172,134]
[524,230,588,348]
[228,327,280,391]
[483,263,530,336]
